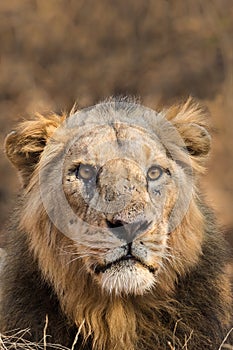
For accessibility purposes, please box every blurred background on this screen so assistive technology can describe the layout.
[0,0,232,258]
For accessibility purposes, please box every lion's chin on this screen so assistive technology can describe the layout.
[96,260,156,296]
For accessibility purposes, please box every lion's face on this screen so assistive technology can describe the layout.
[56,113,190,295]
[6,99,210,297]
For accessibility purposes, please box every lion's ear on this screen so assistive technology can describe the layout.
[5,114,63,186]
[166,98,211,159]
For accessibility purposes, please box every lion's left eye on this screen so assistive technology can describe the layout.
[147,166,163,181]
[76,164,96,181]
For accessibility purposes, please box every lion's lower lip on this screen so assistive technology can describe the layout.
[94,256,156,274]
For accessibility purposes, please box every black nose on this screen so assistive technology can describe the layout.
[106,219,150,242]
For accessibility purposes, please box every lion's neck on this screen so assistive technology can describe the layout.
[57,270,174,350]
[62,277,138,349]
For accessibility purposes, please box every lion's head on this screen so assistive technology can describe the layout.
[5,97,212,347]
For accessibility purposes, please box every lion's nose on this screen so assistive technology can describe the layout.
[106,219,150,242]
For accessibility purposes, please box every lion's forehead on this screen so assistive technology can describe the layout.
[63,122,169,168]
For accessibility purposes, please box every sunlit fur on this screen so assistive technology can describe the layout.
[1,98,232,350]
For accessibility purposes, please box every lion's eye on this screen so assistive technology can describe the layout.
[147,166,163,181]
[76,164,96,181]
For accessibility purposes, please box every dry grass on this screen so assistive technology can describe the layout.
[0,330,68,349]
[0,318,85,350]
[167,320,233,350]
[0,322,232,350]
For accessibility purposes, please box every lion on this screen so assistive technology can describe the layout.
[0,97,232,350]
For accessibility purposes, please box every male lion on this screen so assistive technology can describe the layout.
[0,97,232,349]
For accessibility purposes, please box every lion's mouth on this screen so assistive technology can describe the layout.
[94,254,156,274]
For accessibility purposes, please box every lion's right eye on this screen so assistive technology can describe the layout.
[147,165,163,181]
[75,164,96,181]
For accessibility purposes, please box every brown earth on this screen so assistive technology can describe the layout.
[0,0,232,258]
